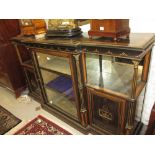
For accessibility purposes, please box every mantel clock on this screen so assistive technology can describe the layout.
[46,19,82,38]
[20,19,47,36]
[88,19,130,40]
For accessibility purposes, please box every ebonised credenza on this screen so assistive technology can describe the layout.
[12,33,155,134]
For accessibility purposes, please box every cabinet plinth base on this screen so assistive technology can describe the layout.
[88,121,143,135]
[41,104,89,135]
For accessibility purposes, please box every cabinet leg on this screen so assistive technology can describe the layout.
[125,101,136,134]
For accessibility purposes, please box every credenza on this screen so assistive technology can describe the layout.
[12,33,155,134]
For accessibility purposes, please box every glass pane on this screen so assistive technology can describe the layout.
[41,69,78,118]
[37,52,71,75]
[85,53,143,97]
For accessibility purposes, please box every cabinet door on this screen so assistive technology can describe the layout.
[87,88,126,134]
[23,67,41,100]
[36,51,80,120]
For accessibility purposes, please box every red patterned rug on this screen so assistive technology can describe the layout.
[14,115,71,135]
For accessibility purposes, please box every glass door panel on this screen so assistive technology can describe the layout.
[40,64,78,118]
[85,53,143,97]
[37,52,71,76]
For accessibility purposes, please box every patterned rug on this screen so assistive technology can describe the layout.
[0,105,21,135]
[14,115,72,135]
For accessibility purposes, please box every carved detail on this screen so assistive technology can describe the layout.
[74,49,78,53]
[120,52,128,57]
[65,48,69,51]
[73,54,86,120]
[57,47,61,51]
[73,54,88,126]
[95,49,99,53]
[106,50,113,55]
[73,54,80,61]
[80,108,88,127]
[131,60,140,99]
[82,48,87,53]
[99,105,113,121]
[126,101,136,133]
[132,60,139,67]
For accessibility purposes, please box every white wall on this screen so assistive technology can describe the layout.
[141,45,155,125]
[130,19,155,33]
[130,19,155,125]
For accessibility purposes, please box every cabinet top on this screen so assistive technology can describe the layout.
[12,33,155,60]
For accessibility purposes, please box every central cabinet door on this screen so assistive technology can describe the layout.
[35,50,80,120]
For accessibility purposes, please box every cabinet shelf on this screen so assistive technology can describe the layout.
[40,66,71,78]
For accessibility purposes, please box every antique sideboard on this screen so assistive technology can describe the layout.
[12,33,155,134]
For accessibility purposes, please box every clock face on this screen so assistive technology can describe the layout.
[20,19,32,26]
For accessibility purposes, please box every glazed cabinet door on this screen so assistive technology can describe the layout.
[34,49,81,121]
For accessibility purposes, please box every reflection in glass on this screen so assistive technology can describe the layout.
[86,53,143,97]
[40,65,77,118]
[37,52,71,75]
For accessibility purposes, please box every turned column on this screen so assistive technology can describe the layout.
[73,53,88,127]
[126,60,140,133]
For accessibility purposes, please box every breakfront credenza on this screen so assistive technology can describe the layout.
[12,33,155,134]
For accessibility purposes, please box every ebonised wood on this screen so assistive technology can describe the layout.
[12,33,155,134]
